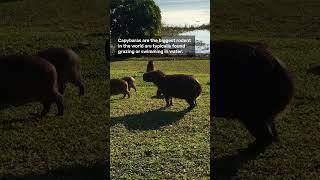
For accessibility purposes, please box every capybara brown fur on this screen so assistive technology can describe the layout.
[110,79,130,98]
[121,76,137,91]
[146,60,154,72]
[0,55,64,117]
[36,48,84,96]
[143,70,202,110]
[211,40,294,148]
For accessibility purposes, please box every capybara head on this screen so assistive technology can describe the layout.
[146,60,154,72]
[211,40,294,148]
[143,70,165,83]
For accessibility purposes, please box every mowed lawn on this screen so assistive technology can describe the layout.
[213,0,320,179]
[0,0,109,179]
[110,60,210,179]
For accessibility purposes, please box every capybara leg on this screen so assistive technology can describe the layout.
[165,96,170,107]
[186,99,196,110]
[76,81,85,96]
[41,101,52,117]
[127,90,130,98]
[242,119,274,149]
[133,84,137,92]
[55,94,64,116]
[156,89,162,97]
[169,98,173,106]
[122,93,126,99]
[58,82,66,95]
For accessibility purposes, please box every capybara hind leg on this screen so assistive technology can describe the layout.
[133,85,137,92]
[127,91,130,98]
[55,94,64,116]
[41,102,52,117]
[122,93,126,99]
[76,80,85,96]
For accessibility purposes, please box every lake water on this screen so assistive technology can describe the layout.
[154,0,210,27]
[179,30,210,54]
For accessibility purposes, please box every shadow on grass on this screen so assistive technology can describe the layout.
[0,0,22,3]
[111,107,188,130]
[2,162,109,180]
[213,146,266,179]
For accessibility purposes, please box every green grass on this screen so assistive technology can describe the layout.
[212,0,320,179]
[110,60,210,179]
[0,0,109,179]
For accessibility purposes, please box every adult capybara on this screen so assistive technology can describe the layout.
[146,60,154,72]
[121,76,137,91]
[143,70,202,110]
[36,48,84,96]
[211,40,294,148]
[110,79,130,98]
[0,55,64,117]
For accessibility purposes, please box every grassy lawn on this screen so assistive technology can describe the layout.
[0,0,109,179]
[110,60,210,179]
[212,0,320,179]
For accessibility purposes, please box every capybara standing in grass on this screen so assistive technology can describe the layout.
[110,79,130,98]
[0,55,64,117]
[121,76,137,91]
[143,70,202,110]
[211,40,294,149]
[146,60,154,72]
[36,48,84,96]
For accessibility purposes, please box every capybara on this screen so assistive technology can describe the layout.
[211,40,294,148]
[36,48,84,96]
[0,55,64,117]
[146,60,154,72]
[143,70,202,110]
[121,76,137,91]
[110,79,130,98]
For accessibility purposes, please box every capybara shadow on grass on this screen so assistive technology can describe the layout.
[0,55,64,117]
[211,40,294,150]
[143,70,202,111]
[110,79,130,99]
[36,48,84,96]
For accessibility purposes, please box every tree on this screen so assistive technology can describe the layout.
[110,0,162,42]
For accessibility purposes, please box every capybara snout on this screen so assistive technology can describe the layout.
[110,79,130,98]
[0,55,64,116]
[143,70,202,110]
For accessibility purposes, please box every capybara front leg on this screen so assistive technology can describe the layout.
[55,94,64,116]
[186,98,196,110]
[41,101,52,117]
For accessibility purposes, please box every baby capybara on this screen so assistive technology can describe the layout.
[0,55,64,117]
[121,76,137,91]
[36,48,84,96]
[110,79,130,98]
[146,60,154,72]
[211,40,294,148]
[143,70,202,110]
